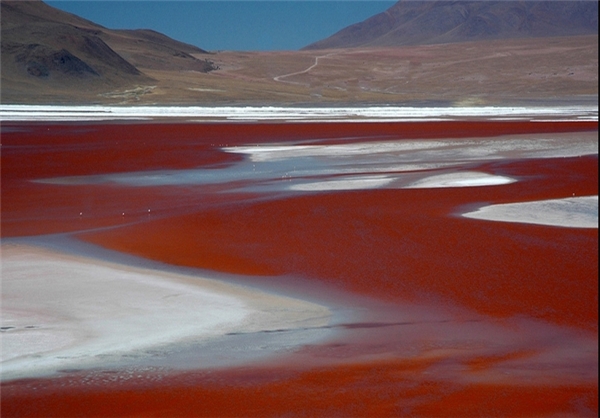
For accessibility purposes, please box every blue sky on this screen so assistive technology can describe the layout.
[46,1,396,51]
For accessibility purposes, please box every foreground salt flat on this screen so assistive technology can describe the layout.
[0,245,331,381]
[2,245,597,387]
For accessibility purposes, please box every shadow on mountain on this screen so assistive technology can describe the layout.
[1,0,217,103]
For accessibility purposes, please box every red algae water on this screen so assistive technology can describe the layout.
[1,120,598,417]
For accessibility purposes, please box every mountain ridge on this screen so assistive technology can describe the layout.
[1,0,217,101]
[1,1,597,105]
[303,1,599,50]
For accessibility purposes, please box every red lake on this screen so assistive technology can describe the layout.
[1,120,598,417]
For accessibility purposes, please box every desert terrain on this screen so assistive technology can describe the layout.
[147,35,599,106]
[2,35,598,106]
[2,1,597,106]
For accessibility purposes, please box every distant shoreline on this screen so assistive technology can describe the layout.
[1,104,597,123]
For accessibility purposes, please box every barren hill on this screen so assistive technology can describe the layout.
[303,0,598,50]
[1,0,217,103]
[1,1,597,106]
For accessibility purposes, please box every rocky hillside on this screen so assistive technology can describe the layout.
[304,0,599,49]
[1,0,217,102]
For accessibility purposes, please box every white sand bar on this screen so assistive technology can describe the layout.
[0,244,331,381]
[462,195,598,228]
[0,104,597,122]
[405,171,516,189]
[289,174,395,191]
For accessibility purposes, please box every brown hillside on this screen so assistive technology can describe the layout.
[304,1,599,50]
[1,1,597,105]
[1,0,216,103]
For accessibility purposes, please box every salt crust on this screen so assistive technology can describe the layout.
[0,245,331,380]
[0,104,597,122]
[462,195,599,228]
[35,132,599,192]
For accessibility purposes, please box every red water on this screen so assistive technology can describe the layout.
[1,121,597,417]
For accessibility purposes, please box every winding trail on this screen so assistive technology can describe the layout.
[273,52,339,84]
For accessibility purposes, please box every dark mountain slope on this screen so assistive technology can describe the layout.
[1,0,216,102]
[303,1,599,50]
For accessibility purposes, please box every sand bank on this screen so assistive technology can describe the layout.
[31,131,598,194]
[1,104,597,122]
[0,244,331,381]
[463,195,599,228]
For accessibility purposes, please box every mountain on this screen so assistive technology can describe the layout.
[1,0,216,102]
[303,0,599,50]
[1,0,596,106]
